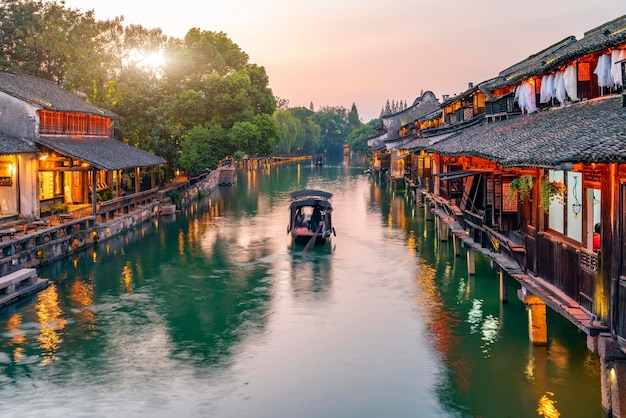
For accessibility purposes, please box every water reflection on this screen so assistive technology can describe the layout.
[369,176,601,417]
[67,278,96,336]
[0,158,604,417]
[289,248,333,299]
[537,391,560,418]
[5,314,25,364]
[36,285,66,365]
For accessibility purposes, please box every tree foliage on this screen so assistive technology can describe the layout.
[0,0,377,173]
[347,125,375,153]
[0,1,278,177]
[179,123,226,175]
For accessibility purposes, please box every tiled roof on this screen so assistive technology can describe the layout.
[368,132,388,151]
[426,95,626,168]
[0,71,118,118]
[407,132,458,153]
[441,85,481,107]
[381,92,440,141]
[0,134,37,155]
[480,37,577,91]
[36,136,166,170]
[481,14,626,92]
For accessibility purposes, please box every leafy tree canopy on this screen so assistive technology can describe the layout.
[347,125,375,153]
[1,0,379,174]
[0,0,278,177]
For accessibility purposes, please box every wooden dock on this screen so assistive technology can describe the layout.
[425,193,607,337]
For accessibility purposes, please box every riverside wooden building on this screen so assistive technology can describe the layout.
[0,71,166,221]
[0,70,167,277]
[368,15,626,416]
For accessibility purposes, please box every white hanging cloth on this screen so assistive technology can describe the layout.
[563,65,579,102]
[514,84,523,111]
[613,49,626,87]
[594,54,612,88]
[515,81,537,114]
[554,71,567,105]
[546,73,556,100]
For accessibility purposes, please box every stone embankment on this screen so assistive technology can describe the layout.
[0,171,217,278]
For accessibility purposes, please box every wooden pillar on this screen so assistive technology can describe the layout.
[453,235,460,257]
[91,168,97,219]
[598,333,626,417]
[499,270,508,303]
[518,289,547,345]
[438,217,449,241]
[135,167,140,193]
[425,202,433,221]
[467,250,475,276]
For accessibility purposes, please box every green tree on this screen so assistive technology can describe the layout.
[347,102,361,132]
[228,121,259,155]
[0,2,278,174]
[347,125,375,153]
[274,109,303,155]
[179,123,227,175]
[251,114,279,156]
[311,105,348,155]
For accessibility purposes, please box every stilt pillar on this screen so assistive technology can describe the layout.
[425,202,433,221]
[467,250,475,276]
[517,288,547,345]
[598,333,626,417]
[453,236,460,257]
[438,217,449,241]
[499,270,508,303]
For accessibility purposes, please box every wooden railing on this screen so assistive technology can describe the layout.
[97,188,159,222]
[536,232,602,320]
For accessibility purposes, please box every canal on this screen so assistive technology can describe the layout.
[0,157,603,417]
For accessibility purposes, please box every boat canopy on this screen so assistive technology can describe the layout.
[290,198,333,210]
[289,189,333,200]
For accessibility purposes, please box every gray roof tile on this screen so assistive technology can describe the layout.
[427,95,626,167]
[480,15,626,92]
[37,136,166,170]
[0,71,117,118]
[0,134,37,155]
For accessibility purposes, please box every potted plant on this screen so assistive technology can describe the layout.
[506,174,534,204]
[540,176,567,212]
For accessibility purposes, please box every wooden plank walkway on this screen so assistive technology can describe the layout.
[428,194,607,337]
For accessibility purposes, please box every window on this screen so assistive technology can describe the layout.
[566,171,583,242]
[39,110,63,134]
[38,171,62,200]
[546,170,585,243]
[66,113,88,134]
[548,170,565,234]
[587,188,601,251]
[39,111,111,136]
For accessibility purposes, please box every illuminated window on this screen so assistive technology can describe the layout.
[38,171,63,200]
[39,111,111,136]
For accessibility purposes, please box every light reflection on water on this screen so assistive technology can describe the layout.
[0,159,603,417]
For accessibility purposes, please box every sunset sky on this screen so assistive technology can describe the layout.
[64,0,626,121]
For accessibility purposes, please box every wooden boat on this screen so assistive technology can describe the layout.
[313,154,324,166]
[288,189,335,246]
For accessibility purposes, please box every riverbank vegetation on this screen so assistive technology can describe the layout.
[0,0,376,177]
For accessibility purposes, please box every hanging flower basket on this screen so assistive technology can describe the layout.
[540,177,567,212]
[506,174,534,204]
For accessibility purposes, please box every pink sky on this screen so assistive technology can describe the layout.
[63,0,626,121]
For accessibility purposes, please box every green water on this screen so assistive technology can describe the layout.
[0,158,602,417]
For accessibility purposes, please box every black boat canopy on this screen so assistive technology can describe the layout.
[289,189,333,200]
[290,198,333,210]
